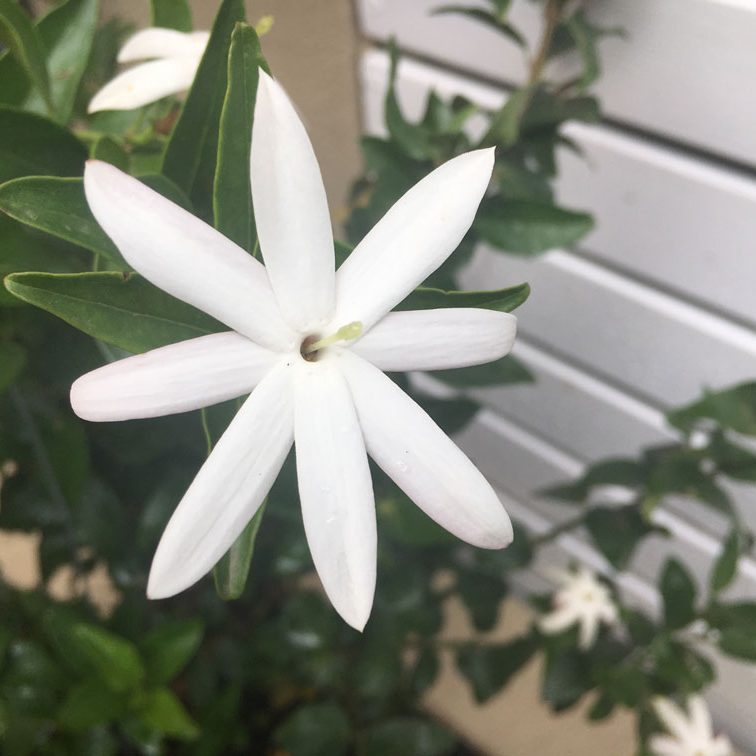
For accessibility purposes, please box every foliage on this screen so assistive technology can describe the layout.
[0,1,749,755]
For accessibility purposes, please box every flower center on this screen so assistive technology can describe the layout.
[300,321,363,362]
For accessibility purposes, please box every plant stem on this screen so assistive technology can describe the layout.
[527,0,564,84]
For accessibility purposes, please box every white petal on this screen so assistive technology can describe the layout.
[84,161,297,351]
[352,308,516,372]
[688,696,713,740]
[538,605,579,636]
[653,698,692,741]
[117,28,209,62]
[339,351,512,548]
[147,360,294,599]
[293,357,376,630]
[578,611,600,650]
[251,71,335,331]
[712,735,734,756]
[71,332,277,421]
[88,58,198,113]
[332,148,494,331]
[648,735,685,756]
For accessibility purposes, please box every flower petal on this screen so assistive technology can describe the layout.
[687,696,713,740]
[71,332,277,421]
[84,161,297,351]
[293,357,376,630]
[352,308,516,372]
[339,351,512,548]
[648,735,685,756]
[147,360,294,599]
[88,58,198,113]
[117,28,209,62]
[652,698,692,741]
[538,605,579,636]
[332,148,494,331]
[251,71,335,331]
[578,611,600,650]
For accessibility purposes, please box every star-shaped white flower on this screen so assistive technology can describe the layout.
[538,565,618,649]
[650,696,732,756]
[73,70,515,630]
[89,27,209,113]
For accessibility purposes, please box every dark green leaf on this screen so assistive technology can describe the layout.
[718,630,756,661]
[136,688,199,739]
[653,639,714,692]
[710,528,741,595]
[585,505,657,569]
[5,271,223,353]
[151,0,192,32]
[274,701,350,756]
[433,6,525,47]
[57,680,124,731]
[564,11,600,90]
[541,458,646,503]
[457,571,507,631]
[142,619,204,685]
[0,0,52,112]
[456,637,536,703]
[398,281,530,313]
[413,394,479,434]
[588,693,615,721]
[482,87,533,147]
[364,717,455,756]
[0,341,25,391]
[668,383,756,436]
[213,22,265,252]
[162,0,245,221]
[708,434,756,481]
[542,648,591,711]
[475,199,593,255]
[91,135,129,171]
[661,558,697,630]
[213,502,266,599]
[0,106,86,182]
[378,493,456,547]
[410,647,440,696]
[434,354,533,388]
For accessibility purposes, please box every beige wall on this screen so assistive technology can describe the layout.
[102,0,363,226]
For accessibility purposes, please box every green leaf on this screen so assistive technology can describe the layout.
[475,199,593,255]
[142,620,204,686]
[653,639,714,692]
[384,41,432,160]
[541,458,646,503]
[482,87,533,147]
[414,394,479,435]
[0,0,52,112]
[398,281,530,313]
[22,0,99,122]
[274,701,350,756]
[708,434,756,481]
[434,354,533,388]
[67,623,145,692]
[4,271,223,353]
[588,693,615,721]
[364,717,456,756]
[136,688,199,739]
[661,558,697,630]
[0,106,86,182]
[542,648,591,711]
[585,505,657,569]
[710,528,741,595]
[410,647,440,696]
[668,382,756,436]
[0,341,25,392]
[162,0,245,221]
[151,0,192,32]
[213,22,265,252]
[457,571,507,631]
[213,501,267,599]
[91,135,129,171]
[378,493,456,547]
[456,638,536,703]
[433,6,525,47]
[57,680,124,731]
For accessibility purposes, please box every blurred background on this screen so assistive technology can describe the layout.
[3,0,756,753]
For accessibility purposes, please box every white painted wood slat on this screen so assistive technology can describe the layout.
[357,0,756,166]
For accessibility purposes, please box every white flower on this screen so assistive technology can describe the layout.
[538,565,618,649]
[650,696,732,756]
[72,70,516,630]
[88,28,209,113]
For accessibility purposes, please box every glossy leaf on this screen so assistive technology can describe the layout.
[475,199,593,255]
[0,107,86,182]
[364,717,455,756]
[91,135,129,171]
[661,558,696,630]
[0,0,52,112]
[151,0,192,32]
[397,281,530,313]
[142,619,204,685]
[456,638,536,703]
[213,22,265,252]
[668,382,756,436]
[136,688,199,739]
[162,0,245,221]
[434,354,533,388]
[710,528,741,595]
[542,648,591,711]
[5,271,223,353]
[541,458,646,503]
[274,701,350,756]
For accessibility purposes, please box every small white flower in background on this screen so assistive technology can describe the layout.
[538,565,618,649]
[650,696,732,756]
[73,70,516,630]
[88,28,209,113]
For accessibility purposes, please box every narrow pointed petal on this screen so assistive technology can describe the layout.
[648,736,685,756]
[332,148,494,331]
[538,605,579,636]
[340,351,512,549]
[652,699,692,741]
[88,58,198,113]
[147,361,294,599]
[251,71,335,331]
[293,357,376,630]
[71,332,277,421]
[84,161,297,351]
[117,28,209,62]
[688,697,713,739]
[578,612,599,650]
[352,308,516,372]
